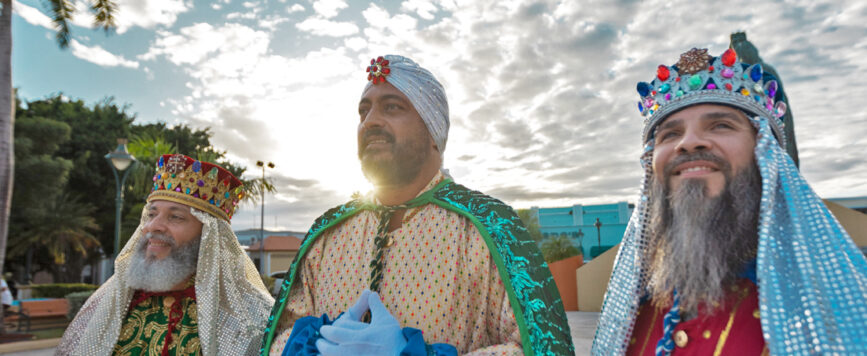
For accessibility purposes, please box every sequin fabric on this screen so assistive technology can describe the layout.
[592,117,867,355]
[56,206,274,356]
[261,173,574,356]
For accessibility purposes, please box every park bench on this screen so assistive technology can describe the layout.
[6,299,69,331]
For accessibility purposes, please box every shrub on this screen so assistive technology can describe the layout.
[30,283,98,298]
[541,234,582,263]
[261,275,275,293]
[65,290,95,319]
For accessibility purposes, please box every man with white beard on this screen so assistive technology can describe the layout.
[57,154,273,355]
[592,47,867,355]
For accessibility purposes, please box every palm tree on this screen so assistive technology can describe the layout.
[8,193,100,283]
[0,0,117,331]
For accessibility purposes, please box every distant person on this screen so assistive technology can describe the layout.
[1,277,13,312]
[57,154,274,355]
[3,272,16,299]
[262,55,573,355]
[592,47,867,354]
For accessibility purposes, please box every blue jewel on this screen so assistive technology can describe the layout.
[638,101,644,112]
[158,157,164,167]
[168,183,172,189]
[209,199,215,205]
[192,161,202,173]
[750,64,763,82]
[659,83,671,93]
[637,82,652,97]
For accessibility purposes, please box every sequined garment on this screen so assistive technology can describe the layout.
[261,173,574,356]
[591,117,867,355]
[57,207,274,356]
[113,291,201,356]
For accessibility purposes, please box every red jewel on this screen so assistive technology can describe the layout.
[657,65,670,81]
[212,187,218,193]
[370,59,375,65]
[675,77,681,82]
[721,48,737,67]
[202,194,207,200]
[651,91,656,96]
[382,68,390,74]
[366,66,371,72]
[382,59,389,66]
[708,65,714,72]
[725,83,733,91]
[376,56,384,63]
[368,73,373,80]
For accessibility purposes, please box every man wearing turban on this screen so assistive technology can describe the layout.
[261,55,574,356]
[57,154,274,355]
[592,47,867,355]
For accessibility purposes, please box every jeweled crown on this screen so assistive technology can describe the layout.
[638,48,787,146]
[148,154,244,221]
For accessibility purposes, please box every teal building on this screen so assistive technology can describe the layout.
[533,202,634,260]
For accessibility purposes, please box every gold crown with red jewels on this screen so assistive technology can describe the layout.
[148,154,245,221]
[638,48,787,147]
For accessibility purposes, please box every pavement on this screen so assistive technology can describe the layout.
[0,312,600,356]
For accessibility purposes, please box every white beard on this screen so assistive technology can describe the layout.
[126,232,200,292]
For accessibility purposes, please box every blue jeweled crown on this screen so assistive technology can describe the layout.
[638,48,787,147]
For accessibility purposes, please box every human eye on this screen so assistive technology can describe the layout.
[656,130,679,143]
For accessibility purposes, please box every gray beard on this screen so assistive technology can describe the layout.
[647,159,761,318]
[126,232,200,292]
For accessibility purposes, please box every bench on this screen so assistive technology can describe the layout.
[6,299,70,331]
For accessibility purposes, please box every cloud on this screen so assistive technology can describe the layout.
[113,0,192,33]
[311,0,348,18]
[287,4,305,14]
[295,17,359,37]
[69,39,140,68]
[12,1,53,29]
[401,0,438,20]
[141,0,867,230]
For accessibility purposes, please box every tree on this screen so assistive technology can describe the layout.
[516,209,543,242]
[540,234,581,264]
[0,0,118,332]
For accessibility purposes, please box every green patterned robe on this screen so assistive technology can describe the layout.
[113,294,201,356]
[260,180,574,355]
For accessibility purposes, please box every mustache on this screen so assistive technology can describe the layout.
[360,127,395,146]
[662,151,729,177]
[140,232,175,250]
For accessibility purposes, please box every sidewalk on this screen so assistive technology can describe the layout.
[0,312,600,355]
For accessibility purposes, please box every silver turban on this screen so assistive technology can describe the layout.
[364,55,450,156]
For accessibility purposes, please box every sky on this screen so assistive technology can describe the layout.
[11,0,867,232]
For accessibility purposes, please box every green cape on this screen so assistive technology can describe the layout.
[260,180,574,355]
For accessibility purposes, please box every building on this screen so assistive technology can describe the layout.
[826,196,867,215]
[245,235,303,276]
[534,202,634,260]
[234,228,305,246]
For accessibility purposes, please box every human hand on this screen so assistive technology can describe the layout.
[316,291,406,356]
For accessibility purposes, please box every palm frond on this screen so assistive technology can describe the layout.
[90,0,116,32]
[46,0,75,48]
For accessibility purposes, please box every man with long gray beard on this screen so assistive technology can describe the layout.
[57,154,274,355]
[592,47,867,355]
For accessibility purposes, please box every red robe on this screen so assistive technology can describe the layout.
[626,279,768,356]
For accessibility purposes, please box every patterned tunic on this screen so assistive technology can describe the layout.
[269,173,522,355]
[113,287,201,356]
[626,279,766,356]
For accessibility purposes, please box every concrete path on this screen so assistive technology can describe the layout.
[568,311,599,355]
[0,312,601,355]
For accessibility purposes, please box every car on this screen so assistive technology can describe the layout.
[270,272,286,296]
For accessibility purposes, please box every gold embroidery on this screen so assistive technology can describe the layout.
[712,286,750,356]
[637,307,660,355]
[702,330,712,339]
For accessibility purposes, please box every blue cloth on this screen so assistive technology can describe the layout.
[282,314,334,356]
[401,327,457,356]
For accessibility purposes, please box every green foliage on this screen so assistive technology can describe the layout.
[65,290,95,319]
[516,209,543,242]
[29,283,98,298]
[261,274,275,294]
[540,234,582,263]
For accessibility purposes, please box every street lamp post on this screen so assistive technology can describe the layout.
[256,160,275,274]
[105,139,136,276]
[576,228,584,255]
[594,218,603,250]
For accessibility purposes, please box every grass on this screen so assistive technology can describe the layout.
[30,328,66,340]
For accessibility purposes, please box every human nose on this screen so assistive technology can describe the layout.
[142,213,167,234]
[359,106,385,131]
[675,127,712,153]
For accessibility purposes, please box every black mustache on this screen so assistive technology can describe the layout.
[361,128,395,145]
[663,151,728,177]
